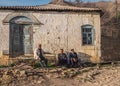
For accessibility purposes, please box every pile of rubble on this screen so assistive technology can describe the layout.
[0,62,120,86]
[0,63,99,86]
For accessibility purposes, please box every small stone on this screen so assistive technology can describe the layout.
[37,81,42,84]
[27,73,33,76]
[28,76,33,80]
[22,65,33,69]
[19,70,26,76]
[46,74,51,79]
[49,69,57,73]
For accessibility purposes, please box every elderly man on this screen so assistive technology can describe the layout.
[34,44,48,67]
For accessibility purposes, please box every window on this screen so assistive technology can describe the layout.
[81,25,94,45]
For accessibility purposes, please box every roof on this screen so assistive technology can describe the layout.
[0,4,102,12]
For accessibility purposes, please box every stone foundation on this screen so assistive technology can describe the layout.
[0,55,9,65]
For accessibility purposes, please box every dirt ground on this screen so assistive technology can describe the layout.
[50,66,120,86]
[0,63,120,86]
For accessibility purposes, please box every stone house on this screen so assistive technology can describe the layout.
[0,1,103,65]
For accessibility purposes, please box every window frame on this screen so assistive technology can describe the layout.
[81,24,94,46]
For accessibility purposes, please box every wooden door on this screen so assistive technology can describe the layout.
[10,24,24,57]
[10,24,33,57]
[23,25,33,55]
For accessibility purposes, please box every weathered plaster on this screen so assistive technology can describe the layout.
[0,11,101,64]
[3,12,41,25]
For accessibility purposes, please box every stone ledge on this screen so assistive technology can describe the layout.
[0,50,9,56]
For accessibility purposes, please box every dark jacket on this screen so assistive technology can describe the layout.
[58,53,67,60]
[69,52,78,59]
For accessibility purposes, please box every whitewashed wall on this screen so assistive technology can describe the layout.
[0,11,12,54]
[33,12,101,62]
[0,11,101,63]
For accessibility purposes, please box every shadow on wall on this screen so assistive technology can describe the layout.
[77,52,91,63]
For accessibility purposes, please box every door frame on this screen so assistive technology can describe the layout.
[9,16,34,57]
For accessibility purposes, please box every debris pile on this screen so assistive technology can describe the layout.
[0,62,120,86]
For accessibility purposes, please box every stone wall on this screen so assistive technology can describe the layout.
[101,25,120,61]
[100,0,120,62]
[101,0,120,61]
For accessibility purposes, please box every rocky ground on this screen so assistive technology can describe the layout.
[0,62,120,86]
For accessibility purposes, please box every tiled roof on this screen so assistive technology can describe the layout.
[0,4,102,12]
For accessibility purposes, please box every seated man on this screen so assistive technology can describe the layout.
[34,44,48,67]
[69,49,78,67]
[58,49,67,66]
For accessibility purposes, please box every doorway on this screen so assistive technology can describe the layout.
[9,16,33,57]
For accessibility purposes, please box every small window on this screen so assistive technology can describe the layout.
[81,25,94,45]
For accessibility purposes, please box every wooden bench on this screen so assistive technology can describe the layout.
[45,54,57,65]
